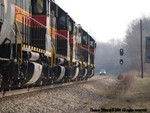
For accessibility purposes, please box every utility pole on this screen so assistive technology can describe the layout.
[140,19,144,78]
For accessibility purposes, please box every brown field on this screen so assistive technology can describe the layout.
[100,72,150,113]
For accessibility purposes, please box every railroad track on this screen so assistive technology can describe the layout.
[0,76,107,98]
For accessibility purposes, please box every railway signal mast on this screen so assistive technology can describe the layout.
[120,49,124,64]
[119,48,124,72]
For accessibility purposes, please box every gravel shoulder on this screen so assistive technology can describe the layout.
[0,76,118,113]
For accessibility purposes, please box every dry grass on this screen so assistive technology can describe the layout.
[118,72,136,91]
[100,72,150,112]
[101,72,136,99]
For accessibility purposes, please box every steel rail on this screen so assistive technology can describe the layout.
[0,76,107,98]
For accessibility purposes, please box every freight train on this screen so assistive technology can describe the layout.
[0,0,96,91]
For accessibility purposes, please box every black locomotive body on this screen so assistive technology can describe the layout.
[0,0,96,91]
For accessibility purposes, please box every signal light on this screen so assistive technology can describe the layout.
[120,49,124,56]
[120,59,123,65]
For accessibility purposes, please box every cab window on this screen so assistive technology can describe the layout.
[33,0,44,14]
[90,40,94,47]
[59,16,66,28]
[83,36,88,44]
[68,21,72,31]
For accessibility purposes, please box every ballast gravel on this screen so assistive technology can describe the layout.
[0,76,117,113]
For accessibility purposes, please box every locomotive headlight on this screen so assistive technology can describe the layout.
[0,0,15,45]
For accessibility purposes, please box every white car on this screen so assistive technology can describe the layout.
[99,69,106,75]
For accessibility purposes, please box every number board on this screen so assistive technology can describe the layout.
[145,37,150,63]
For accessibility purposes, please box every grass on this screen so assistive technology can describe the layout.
[100,72,150,113]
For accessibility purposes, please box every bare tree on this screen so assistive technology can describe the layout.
[125,17,150,73]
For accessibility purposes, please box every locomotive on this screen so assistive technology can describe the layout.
[0,0,96,91]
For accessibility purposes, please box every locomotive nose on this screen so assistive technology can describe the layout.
[0,0,14,45]
[0,2,4,31]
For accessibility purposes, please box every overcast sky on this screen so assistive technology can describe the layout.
[56,0,150,42]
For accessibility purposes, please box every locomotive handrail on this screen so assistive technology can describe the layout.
[50,41,56,67]
[14,21,23,64]
[16,13,66,35]
[15,13,58,65]
[16,13,68,40]
[15,13,71,66]
[16,13,47,29]
[56,32,68,39]
[16,13,47,53]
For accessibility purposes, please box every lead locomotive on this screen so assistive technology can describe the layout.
[0,0,96,91]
